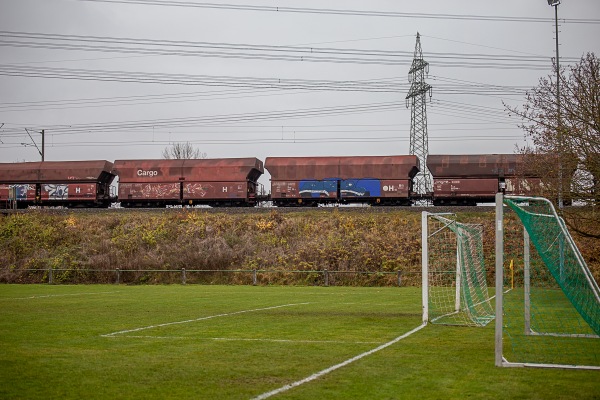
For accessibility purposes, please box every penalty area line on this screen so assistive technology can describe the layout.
[251,322,427,400]
[106,336,383,344]
[101,302,309,337]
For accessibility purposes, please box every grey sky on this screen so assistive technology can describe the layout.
[0,0,599,188]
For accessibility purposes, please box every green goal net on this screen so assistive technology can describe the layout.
[495,194,600,369]
[422,212,494,327]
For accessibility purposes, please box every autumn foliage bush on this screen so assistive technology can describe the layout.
[0,208,597,285]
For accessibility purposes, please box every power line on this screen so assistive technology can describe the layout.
[0,88,307,112]
[0,31,581,68]
[75,1,600,24]
[0,62,540,100]
[0,64,408,91]
[0,68,532,110]
[0,64,536,95]
[0,82,527,113]
[423,35,550,58]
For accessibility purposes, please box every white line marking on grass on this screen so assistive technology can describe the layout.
[2,291,121,300]
[211,338,382,344]
[251,322,428,400]
[107,336,383,344]
[101,302,310,337]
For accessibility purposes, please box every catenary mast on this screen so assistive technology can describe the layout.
[406,32,433,197]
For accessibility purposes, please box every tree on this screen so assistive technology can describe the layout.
[162,142,206,159]
[506,52,600,238]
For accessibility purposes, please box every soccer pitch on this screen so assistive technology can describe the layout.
[1,285,598,399]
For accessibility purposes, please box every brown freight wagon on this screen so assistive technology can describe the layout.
[0,160,116,208]
[265,155,419,206]
[427,154,540,206]
[113,158,264,207]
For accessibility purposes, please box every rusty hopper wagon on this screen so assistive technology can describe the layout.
[113,158,264,207]
[427,154,540,206]
[265,155,419,206]
[0,160,116,208]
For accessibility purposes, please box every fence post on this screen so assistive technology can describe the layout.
[182,268,186,285]
[397,270,402,287]
[324,269,329,286]
[48,267,53,285]
[116,268,120,284]
[252,269,257,286]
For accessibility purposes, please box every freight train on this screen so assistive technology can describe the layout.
[0,154,540,208]
[427,154,541,206]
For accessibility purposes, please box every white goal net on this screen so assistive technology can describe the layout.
[422,212,494,327]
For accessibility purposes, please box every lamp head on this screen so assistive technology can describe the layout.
[547,0,560,6]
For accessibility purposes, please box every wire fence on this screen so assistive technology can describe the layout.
[7,268,423,287]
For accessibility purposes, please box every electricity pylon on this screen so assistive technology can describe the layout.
[406,32,433,197]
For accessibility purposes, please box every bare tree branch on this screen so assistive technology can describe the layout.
[162,142,206,159]
[505,52,600,238]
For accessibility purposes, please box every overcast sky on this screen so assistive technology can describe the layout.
[0,0,599,187]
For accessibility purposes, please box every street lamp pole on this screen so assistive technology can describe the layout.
[548,0,563,209]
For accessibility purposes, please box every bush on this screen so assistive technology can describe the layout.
[0,209,597,285]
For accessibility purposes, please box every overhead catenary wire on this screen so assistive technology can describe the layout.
[2,124,522,139]
[0,101,409,136]
[0,133,527,149]
[0,96,519,137]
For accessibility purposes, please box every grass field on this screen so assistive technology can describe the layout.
[1,285,599,399]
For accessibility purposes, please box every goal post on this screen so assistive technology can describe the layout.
[495,192,600,369]
[422,211,494,327]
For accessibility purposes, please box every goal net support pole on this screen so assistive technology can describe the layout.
[495,192,505,367]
